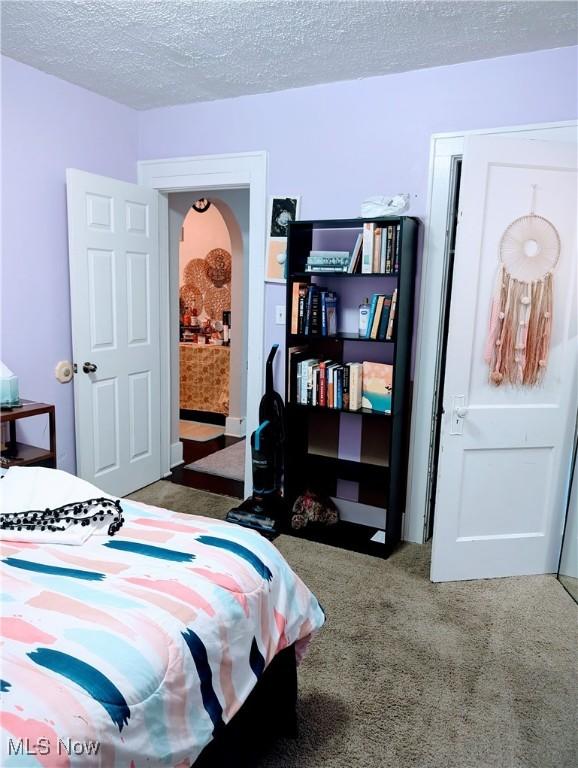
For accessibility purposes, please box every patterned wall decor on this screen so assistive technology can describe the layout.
[180,248,232,325]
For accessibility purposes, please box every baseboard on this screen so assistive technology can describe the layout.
[170,440,184,469]
[180,409,226,426]
[225,416,246,438]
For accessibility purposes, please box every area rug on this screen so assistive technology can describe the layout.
[185,438,245,480]
[128,480,578,768]
[179,420,224,442]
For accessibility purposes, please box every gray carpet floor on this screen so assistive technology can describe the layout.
[129,481,578,768]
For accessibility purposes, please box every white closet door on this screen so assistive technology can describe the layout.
[67,169,162,496]
[431,136,577,582]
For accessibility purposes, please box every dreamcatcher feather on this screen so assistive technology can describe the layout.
[485,186,560,387]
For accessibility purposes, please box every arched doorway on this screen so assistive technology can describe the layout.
[175,192,248,496]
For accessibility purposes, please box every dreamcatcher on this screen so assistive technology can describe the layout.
[484,186,560,387]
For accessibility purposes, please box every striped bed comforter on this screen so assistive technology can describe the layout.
[0,493,325,767]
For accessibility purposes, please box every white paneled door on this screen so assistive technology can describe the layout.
[67,170,162,496]
[431,137,577,582]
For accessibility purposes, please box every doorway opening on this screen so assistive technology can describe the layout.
[423,156,462,540]
[169,189,250,498]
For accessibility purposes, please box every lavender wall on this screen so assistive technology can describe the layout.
[1,47,575,478]
[1,57,137,472]
[139,46,577,392]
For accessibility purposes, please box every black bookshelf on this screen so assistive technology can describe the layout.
[283,216,419,557]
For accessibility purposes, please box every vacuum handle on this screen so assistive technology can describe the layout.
[265,344,278,394]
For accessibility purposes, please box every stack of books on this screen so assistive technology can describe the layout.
[288,349,394,414]
[291,283,338,336]
[305,251,350,272]
[361,222,400,274]
[305,235,364,274]
[363,289,398,340]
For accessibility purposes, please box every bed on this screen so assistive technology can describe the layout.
[0,468,325,767]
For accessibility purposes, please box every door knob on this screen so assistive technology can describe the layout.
[450,396,467,435]
[82,362,97,374]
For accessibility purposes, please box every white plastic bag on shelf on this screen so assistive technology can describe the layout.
[361,194,410,217]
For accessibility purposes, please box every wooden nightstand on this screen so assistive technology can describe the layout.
[0,401,56,469]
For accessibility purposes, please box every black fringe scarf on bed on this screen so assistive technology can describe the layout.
[0,498,124,536]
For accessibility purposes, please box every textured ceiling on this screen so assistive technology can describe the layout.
[1,1,577,110]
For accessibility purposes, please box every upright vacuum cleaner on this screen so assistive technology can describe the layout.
[226,344,287,535]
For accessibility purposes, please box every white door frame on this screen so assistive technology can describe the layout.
[406,120,578,544]
[137,151,268,494]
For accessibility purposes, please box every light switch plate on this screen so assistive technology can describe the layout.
[275,305,286,325]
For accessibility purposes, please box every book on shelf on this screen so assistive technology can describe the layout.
[348,233,363,273]
[303,286,316,335]
[362,222,375,273]
[362,362,393,414]
[335,366,344,410]
[370,295,386,339]
[291,282,308,334]
[310,289,322,335]
[324,291,338,336]
[385,225,393,273]
[394,223,401,273]
[311,364,320,406]
[386,288,398,340]
[383,227,393,274]
[326,363,339,408]
[348,362,363,411]
[365,293,384,339]
[377,229,389,272]
[373,227,382,273]
[318,359,332,406]
[307,361,317,405]
[377,295,392,340]
[288,346,308,402]
[301,359,317,404]
[343,364,351,410]
[320,292,328,336]
[390,225,397,273]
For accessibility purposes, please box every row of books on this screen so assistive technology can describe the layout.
[289,350,393,413]
[291,283,338,335]
[365,289,398,341]
[361,222,400,274]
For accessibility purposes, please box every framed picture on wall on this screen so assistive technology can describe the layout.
[265,195,301,283]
